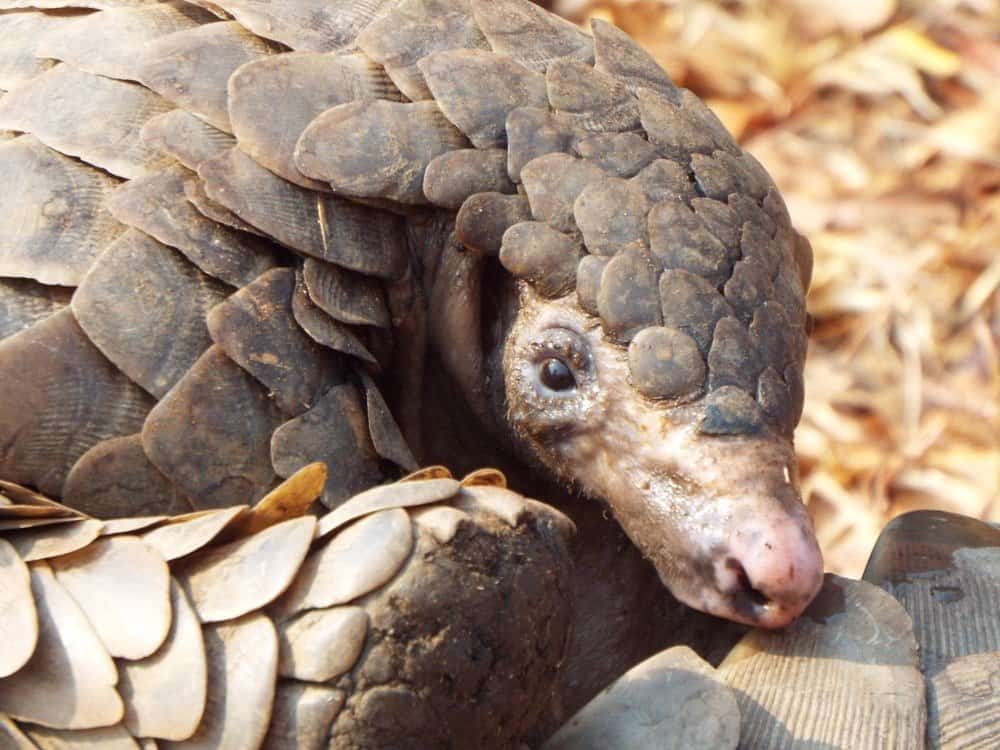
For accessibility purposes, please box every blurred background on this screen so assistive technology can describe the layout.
[551,0,999,576]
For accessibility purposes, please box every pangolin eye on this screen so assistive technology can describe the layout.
[539,358,576,392]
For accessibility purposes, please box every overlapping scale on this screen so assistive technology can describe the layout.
[520,152,605,233]
[455,191,532,256]
[0,136,125,286]
[140,109,237,171]
[0,66,173,179]
[316,477,461,539]
[0,564,123,730]
[597,251,662,343]
[505,106,577,182]
[272,508,415,620]
[358,371,419,471]
[276,606,368,682]
[106,164,281,288]
[424,148,515,209]
[590,18,679,99]
[301,259,390,328]
[270,384,383,510]
[291,272,378,366]
[199,147,408,278]
[35,2,214,83]
[357,0,487,101]
[182,174,266,235]
[0,0,161,9]
[0,12,64,89]
[419,48,548,149]
[135,21,279,132]
[229,52,402,190]
[199,0,396,53]
[470,0,593,73]
[573,176,649,257]
[4,519,103,563]
[296,99,469,205]
[141,346,284,509]
[118,580,206,741]
[627,327,706,402]
[265,683,345,750]
[177,516,316,622]
[545,59,639,133]
[499,221,581,299]
[227,462,327,538]
[572,132,657,178]
[207,267,345,416]
[49,535,171,660]
[73,229,231,399]
[0,539,35,678]
[184,614,279,750]
[142,506,248,562]
[0,309,154,496]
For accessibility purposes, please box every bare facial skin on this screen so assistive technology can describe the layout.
[504,289,824,628]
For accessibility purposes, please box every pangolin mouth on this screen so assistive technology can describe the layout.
[670,555,821,629]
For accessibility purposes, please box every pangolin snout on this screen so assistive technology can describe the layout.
[608,472,824,629]
[712,511,824,628]
[596,427,825,629]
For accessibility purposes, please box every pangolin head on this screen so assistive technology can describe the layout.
[494,132,823,626]
[481,26,822,628]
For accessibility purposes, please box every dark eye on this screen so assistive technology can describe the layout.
[539,358,576,392]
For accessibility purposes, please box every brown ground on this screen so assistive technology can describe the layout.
[557,0,1000,576]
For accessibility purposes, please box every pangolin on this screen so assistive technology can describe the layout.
[0,0,830,744]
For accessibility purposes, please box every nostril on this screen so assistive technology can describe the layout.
[713,521,823,627]
[725,557,770,609]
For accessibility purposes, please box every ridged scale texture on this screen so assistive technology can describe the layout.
[863,511,1000,749]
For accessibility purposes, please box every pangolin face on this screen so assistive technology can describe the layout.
[503,288,823,628]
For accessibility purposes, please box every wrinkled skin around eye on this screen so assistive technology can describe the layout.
[504,290,823,628]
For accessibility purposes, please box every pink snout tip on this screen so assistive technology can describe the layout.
[714,516,825,628]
